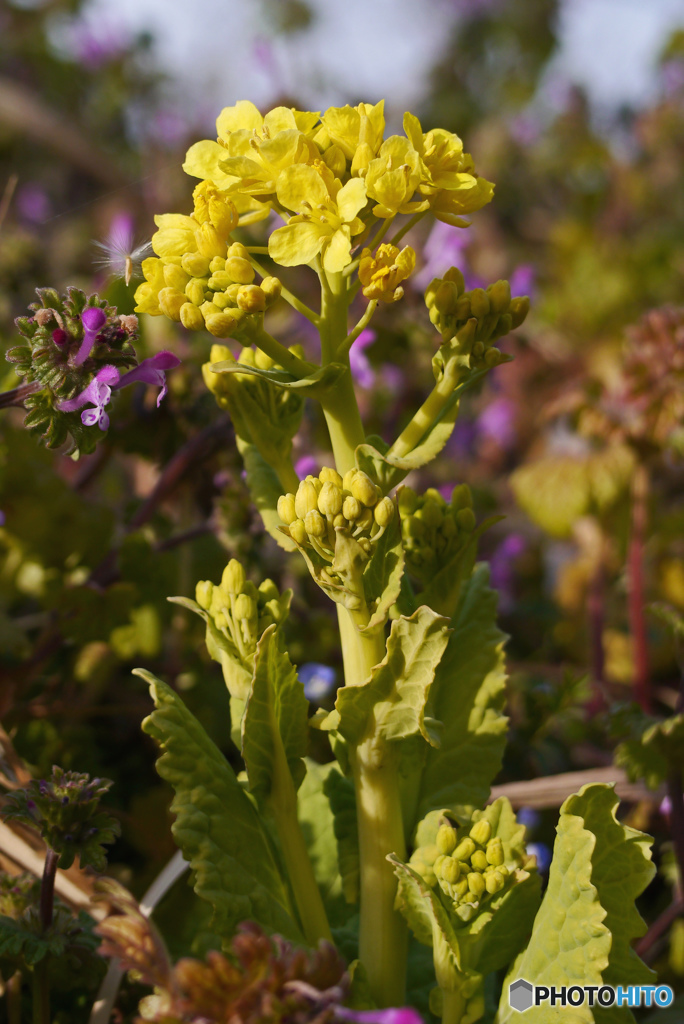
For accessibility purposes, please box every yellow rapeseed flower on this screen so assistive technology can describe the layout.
[268,163,367,272]
[364,136,428,218]
[318,100,385,176]
[358,244,416,302]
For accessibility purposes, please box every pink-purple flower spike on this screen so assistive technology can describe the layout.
[73,307,108,366]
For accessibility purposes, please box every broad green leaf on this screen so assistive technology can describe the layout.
[296,759,348,924]
[136,668,302,943]
[498,783,655,1024]
[615,711,684,790]
[360,511,406,633]
[236,437,296,552]
[242,626,309,802]
[323,765,359,905]
[211,359,347,394]
[410,565,507,830]
[384,394,461,471]
[331,606,450,747]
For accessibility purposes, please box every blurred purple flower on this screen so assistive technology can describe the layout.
[299,663,336,703]
[415,221,471,288]
[510,264,535,299]
[16,184,51,225]
[349,329,376,389]
[527,841,552,873]
[295,455,319,478]
[489,533,526,613]
[516,806,540,832]
[508,114,541,148]
[73,308,108,366]
[71,22,128,68]
[337,1008,423,1024]
[663,60,684,96]
[0,511,5,527]
[660,795,672,818]
[477,396,517,450]
[58,352,180,430]
[147,109,190,149]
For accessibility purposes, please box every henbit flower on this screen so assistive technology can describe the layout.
[57,352,180,430]
[73,307,107,366]
[337,1007,423,1024]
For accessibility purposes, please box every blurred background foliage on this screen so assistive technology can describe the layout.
[2,0,684,1015]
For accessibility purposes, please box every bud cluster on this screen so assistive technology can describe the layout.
[398,484,475,583]
[1,766,120,870]
[425,270,529,374]
[6,287,138,451]
[277,467,394,566]
[195,559,290,672]
[410,818,515,923]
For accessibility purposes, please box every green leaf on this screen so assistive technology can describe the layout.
[615,711,684,790]
[167,595,252,700]
[420,517,503,620]
[331,606,450,748]
[410,565,508,830]
[236,437,296,552]
[498,783,655,1024]
[296,759,349,924]
[211,360,347,394]
[242,626,309,803]
[385,395,461,472]
[361,510,406,633]
[323,765,360,906]
[136,668,302,943]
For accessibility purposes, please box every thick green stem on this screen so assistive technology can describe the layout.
[268,727,332,945]
[442,989,467,1024]
[388,363,459,460]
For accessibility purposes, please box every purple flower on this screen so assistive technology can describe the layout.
[510,264,535,299]
[489,533,526,613]
[349,328,376,389]
[16,184,52,225]
[73,307,107,366]
[58,351,180,430]
[415,222,471,289]
[299,663,336,703]
[337,1008,423,1024]
[295,455,319,479]
[477,396,517,450]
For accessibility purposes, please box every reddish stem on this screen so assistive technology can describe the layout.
[628,463,651,712]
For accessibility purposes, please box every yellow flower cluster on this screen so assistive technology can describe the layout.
[358,244,416,303]
[141,99,493,296]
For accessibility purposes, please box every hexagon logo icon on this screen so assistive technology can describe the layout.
[509,979,534,1013]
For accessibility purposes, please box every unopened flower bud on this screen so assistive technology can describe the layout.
[289,519,307,545]
[164,264,190,291]
[421,844,439,866]
[185,278,207,306]
[343,495,362,521]
[398,487,418,515]
[305,509,327,538]
[351,471,379,507]
[342,468,358,492]
[158,288,186,321]
[374,497,394,528]
[453,877,469,898]
[208,270,234,291]
[420,499,444,528]
[295,480,320,519]
[451,484,472,509]
[454,837,476,861]
[254,348,274,370]
[484,347,503,368]
[180,302,205,331]
[440,857,461,884]
[467,872,485,898]
[222,559,246,595]
[486,837,504,866]
[210,256,226,273]
[318,482,344,516]
[456,508,476,531]
[258,579,279,603]
[225,256,255,284]
[436,824,458,855]
[182,253,211,277]
[470,820,492,846]
[509,295,530,329]
[195,580,214,610]
[443,266,465,293]
[228,242,250,260]
[487,279,511,314]
[433,854,446,878]
[485,870,505,894]
[260,276,282,307]
[320,467,343,486]
[470,288,490,319]
[471,850,488,872]
[205,310,239,338]
[237,285,266,312]
[234,593,256,620]
[433,280,460,315]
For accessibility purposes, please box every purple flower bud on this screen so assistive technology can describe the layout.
[52,328,68,346]
[73,307,108,366]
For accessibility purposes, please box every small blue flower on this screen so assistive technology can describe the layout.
[299,663,336,703]
[527,841,552,873]
[516,806,540,833]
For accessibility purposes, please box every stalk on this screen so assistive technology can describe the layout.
[317,269,407,1005]
[34,847,58,1024]
[7,970,22,1024]
[387,363,460,461]
[441,989,467,1024]
[627,463,651,712]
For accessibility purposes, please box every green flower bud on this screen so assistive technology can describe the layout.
[440,857,461,884]
[453,295,471,320]
[195,580,213,610]
[485,870,505,894]
[471,850,488,872]
[225,256,255,284]
[421,844,440,866]
[436,824,458,856]
[333,513,347,529]
[181,253,211,277]
[497,313,513,337]
[398,487,418,515]
[455,903,476,922]
[305,509,327,538]
[351,471,379,507]
[487,279,511,314]
[295,480,320,519]
[453,877,469,898]
[185,278,208,306]
[420,498,444,528]
[318,482,344,516]
[497,864,510,879]
[451,483,472,509]
[509,295,530,329]
[222,559,246,595]
[470,288,490,319]
[484,347,503,368]
[486,837,504,866]
[258,579,279,603]
[261,276,282,307]
[234,593,256,620]
[443,266,465,293]
[212,292,232,310]
[290,519,307,545]
[442,515,457,539]
[277,493,297,525]
[239,347,256,366]
[358,538,372,555]
[356,507,374,531]
[342,468,358,492]
[467,872,485,898]
[342,495,362,521]
[433,280,460,315]
[374,497,394,528]
[470,820,492,846]
[433,854,446,878]
[454,837,476,861]
[254,348,274,370]
[456,508,476,531]
[180,302,205,331]
[237,284,266,312]
[320,466,343,487]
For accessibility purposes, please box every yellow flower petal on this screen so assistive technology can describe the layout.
[216,100,263,140]
[322,228,352,272]
[336,177,367,221]
[276,164,328,212]
[183,140,237,189]
[269,221,326,266]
